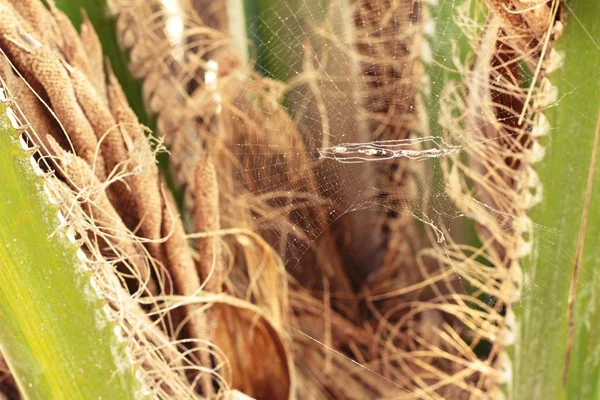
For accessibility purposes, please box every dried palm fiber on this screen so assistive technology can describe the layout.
[103,69,169,285]
[108,1,296,397]
[48,163,217,398]
[292,278,488,398]
[53,0,212,358]
[359,6,504,400]
[126,0,356,311]
[108,0,349,339]
[346,1,486,397]
[185,225,295,398]
[231,1,355,295]
[186,2,365,392]
[286,0,425,287]
[244,2,467,396]
[0,0,230,397]
[289,281,413,399]
[215,76,356,317]
[0,4,146,291]
[361,248,488,398]
[105,1,483,399]
[4,0,204,372]
[348,0,438,351]
[42,7,168,280]
[90,0,561,398]
[412,0,559,397]
[344,0,560,397]
[46,135,155,291]
[172,77,300,398]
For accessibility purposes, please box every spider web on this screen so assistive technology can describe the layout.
[202,0,598,306]
[201,0,471,273]
[176,0,600,397]
[151,0,600,396]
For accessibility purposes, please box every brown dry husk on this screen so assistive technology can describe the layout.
[0,0,562,399]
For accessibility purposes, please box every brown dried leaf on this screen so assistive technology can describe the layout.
[212,302,292,400]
